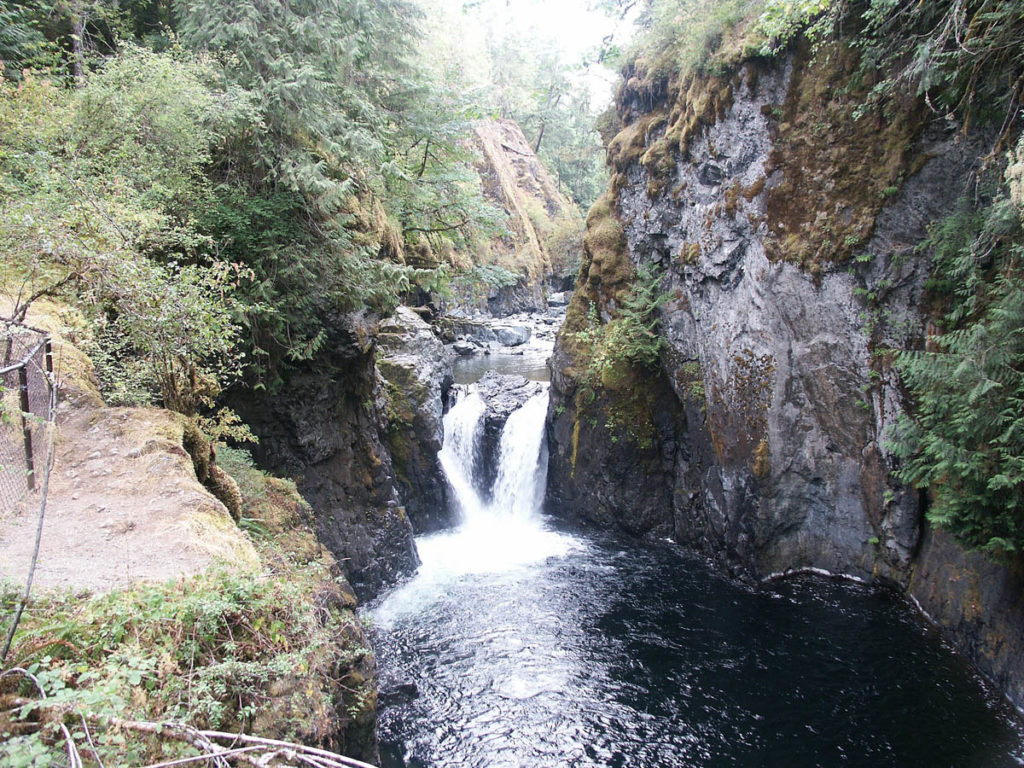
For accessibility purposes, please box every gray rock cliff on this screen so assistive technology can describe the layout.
[377,307,455,533]
[546,46,1024,708]
[233,311,419,600]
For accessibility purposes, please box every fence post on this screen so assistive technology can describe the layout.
[18,364,35,492]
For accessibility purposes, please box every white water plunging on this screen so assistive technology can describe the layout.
[374,382,581,626]
[488,392,549,520]
[436,390,487,520]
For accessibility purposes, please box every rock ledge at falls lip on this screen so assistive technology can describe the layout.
[473,371,545,421]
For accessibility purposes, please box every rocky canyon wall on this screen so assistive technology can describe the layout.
[546,42,1024,708]
[233,311,420,601]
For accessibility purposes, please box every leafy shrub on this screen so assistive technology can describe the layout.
[1,568,369,765]
[0,54,249,422]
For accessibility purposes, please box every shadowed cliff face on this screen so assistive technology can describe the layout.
[546,45,1024,708]
[233,311,419,601]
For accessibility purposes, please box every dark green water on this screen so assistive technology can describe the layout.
[372,530,1023,768]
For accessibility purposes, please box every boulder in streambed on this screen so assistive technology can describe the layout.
[493,324,531,347]
[547,291,572,307]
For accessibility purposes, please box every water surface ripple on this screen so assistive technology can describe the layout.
[372,534,1024,768]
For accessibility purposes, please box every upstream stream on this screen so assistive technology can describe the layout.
[369,332,1024,768]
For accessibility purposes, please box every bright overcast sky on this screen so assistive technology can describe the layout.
[444,0,635,108]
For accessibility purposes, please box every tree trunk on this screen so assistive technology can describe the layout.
[532,122,546,154]
[71,12,85,86]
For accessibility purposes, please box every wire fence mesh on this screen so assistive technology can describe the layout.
[1,319,54,512]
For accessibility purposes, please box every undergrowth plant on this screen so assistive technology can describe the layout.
[572,263,670,384]
[0,450,373,766]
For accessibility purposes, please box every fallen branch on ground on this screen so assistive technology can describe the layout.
[0,668,377,768]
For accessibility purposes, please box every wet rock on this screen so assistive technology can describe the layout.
[476,371,544,421]
[381,681,420,707]
[452,340,478,356]
[493,324,531,347]
[474,372,543,499]
[547,291,572,307]
[378,307,456,533]
[911,527,1024,710]
[451,319,497,344]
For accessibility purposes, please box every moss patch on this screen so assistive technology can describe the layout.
[764,41,926,271]
[706,347,775,469]
[580,193,633,305]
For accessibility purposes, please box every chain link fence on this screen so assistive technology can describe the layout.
[1,319,55,511]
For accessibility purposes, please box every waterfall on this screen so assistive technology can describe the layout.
[440,387,550,524]
[437,390,487,520]
[375,381,580,623]
[488,392,549,520]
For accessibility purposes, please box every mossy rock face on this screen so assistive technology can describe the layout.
[764,41,926,271]
[545,343,687,538]
[561,191,637,352]
[207,463,243,521]
[179,417,245,521]
[553,26,927,584]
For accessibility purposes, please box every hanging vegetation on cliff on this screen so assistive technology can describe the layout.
[893,153,1024,555]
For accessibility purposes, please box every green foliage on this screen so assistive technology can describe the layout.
[451,264,521,305]
[892,168,1024,555]
[175,0,409,198]
[0,1,50,78]
[758,0,836,52]
[1,568,369,764]
[463,264,521,290]
[624,0,764,82]
[535,87,609,210]
[168,0,505,380]
[680,360,706,402]
[852,0,1024,146]
[384,46,507,255]
[755,0,1024,151]
[572,263,670,381]
[0,57,248,420]
[72,43,256,216]
[543,213,586,280]
[168,0,411,374]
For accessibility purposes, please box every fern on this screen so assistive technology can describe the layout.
[892,174,1024,556]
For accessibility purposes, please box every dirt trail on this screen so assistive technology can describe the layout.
[0,312,257,593]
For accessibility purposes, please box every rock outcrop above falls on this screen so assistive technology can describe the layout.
[471,371,544,501]
[377,307,454,533]
[233,311,419,601]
